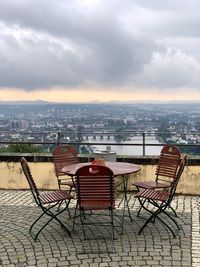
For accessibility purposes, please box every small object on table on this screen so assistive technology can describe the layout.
[92,158,106,166]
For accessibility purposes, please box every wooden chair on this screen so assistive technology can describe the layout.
[20,157,73,241]
[73,164,116,242]
[133,145,181,217]
[135,155,187,237]
[53,145,78,191]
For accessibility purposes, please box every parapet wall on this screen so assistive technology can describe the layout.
[0,153,199,195]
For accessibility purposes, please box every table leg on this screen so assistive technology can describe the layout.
[122,174,133,221]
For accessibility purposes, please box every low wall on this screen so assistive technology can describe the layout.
[0,154,200,195]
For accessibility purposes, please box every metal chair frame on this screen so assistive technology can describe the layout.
[135,155,187,237]
[133,145,181,217]
[73,164,116,243]
[20,157,73,241]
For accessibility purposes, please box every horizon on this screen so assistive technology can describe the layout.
[0,0,199,102]
[0,99,200,105]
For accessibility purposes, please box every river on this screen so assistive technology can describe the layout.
[86,135,163,156]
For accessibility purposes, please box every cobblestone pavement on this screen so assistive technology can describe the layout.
[0,190,199,267]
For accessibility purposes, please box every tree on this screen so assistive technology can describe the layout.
[0,144,43,153]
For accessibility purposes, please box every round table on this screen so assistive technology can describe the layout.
[62,161,141,222]
[62,161,141,176]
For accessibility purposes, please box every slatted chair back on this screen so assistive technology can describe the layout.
[168,155,187,203]
[155,145,181,185]
[53,145,78,178]
[75,165,115,210]
[20,157,41,206]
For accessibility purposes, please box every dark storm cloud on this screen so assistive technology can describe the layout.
[0,0,199,91]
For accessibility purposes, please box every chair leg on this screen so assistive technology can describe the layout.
[157,215,176,237]
[110,209,115,253]
[121,195,126,235]
[29,202,59,238]
[161,209,180,230]
[138,206,176,238]
[45,204,72,236]
[122,174,133,221]
[80,209,86,240]
[168,205,178,217]
[136,196,180,237]
[57,200,64,211]
[29,211,47,240]
[57,199,72,219]
[30,201,71,241]
[31,216,54,241]
[137,199,147,217]
[110,209,115,241]
[57,185,73,215]
[134,186,147,217]
[73,203,78,230]
[137,196,152,216]
[145,199,179,226]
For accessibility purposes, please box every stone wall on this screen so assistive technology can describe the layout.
[0,153,199,195]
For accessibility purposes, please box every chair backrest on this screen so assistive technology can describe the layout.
[75,165,115,210]
[20,157,40,205]
[155,145,181,184]
[168,155,187,203]
[53,145,78,177]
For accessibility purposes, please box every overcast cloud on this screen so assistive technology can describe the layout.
[0,0,199,91]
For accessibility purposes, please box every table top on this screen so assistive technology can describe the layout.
[62,161,141,176]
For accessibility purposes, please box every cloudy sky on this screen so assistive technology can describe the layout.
[0,0,199,102]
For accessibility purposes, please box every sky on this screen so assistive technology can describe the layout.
[0,0,199,103]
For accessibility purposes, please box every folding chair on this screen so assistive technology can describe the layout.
[53,145,78,192]
[135,155,187,237]
[73,164,116,242]
[133,145,181,217]
[20,157,73,241]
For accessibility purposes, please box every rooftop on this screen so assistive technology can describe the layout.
[0,190,199,267]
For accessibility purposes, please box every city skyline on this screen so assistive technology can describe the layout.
[0,101,199,156]
[0,0,199,102]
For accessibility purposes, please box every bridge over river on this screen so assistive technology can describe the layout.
[82,135,162,156]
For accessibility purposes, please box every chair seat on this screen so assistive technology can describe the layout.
[39,190,74,204]
[133,181,171,189]
[135,188,169,202]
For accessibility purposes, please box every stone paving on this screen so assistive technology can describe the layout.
[0,190,199,267]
